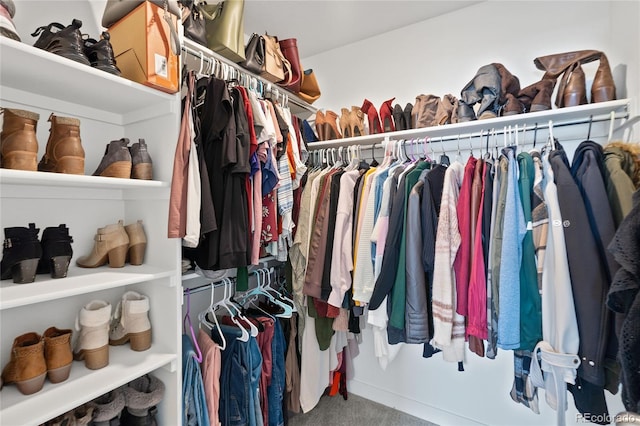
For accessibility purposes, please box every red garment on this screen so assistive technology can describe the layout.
[236,86,258,156]
[453,156,477,316]
[262,190,277,244]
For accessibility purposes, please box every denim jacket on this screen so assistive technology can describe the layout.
[183,334,211,426]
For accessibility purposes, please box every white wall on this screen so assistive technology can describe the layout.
[301,2,639,425]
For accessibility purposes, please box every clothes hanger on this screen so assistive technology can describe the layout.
[483,130,492,160]
[439,137,450,166]
[607,110,615,143]
[225,276,259,337]
[183,288,203,362]
[261,267,294,318]
[215,278,250,342]
[548,120,557,151]
[198,283,227,350]
[587,115,593,141]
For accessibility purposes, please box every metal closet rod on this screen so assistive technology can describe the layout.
[185,277,237,296]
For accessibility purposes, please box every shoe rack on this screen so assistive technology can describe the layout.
[0,19,180,426]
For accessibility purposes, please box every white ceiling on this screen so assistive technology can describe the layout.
[242,1,483,59]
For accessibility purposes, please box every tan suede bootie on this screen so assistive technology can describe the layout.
[43,326,73,383]
[76,220,129,268]
[1,332,47,395]
[0,108,39,171]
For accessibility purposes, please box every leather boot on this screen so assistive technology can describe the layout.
[43,326,73,384]
[38,113,85,175]
[379,97,396,132]
[361,99,382,135]
[125,220,146,265]
[517,79,555,112]
[435,94,458,125]
[403,102,414,129]
[121,374,165,426]
[31,19,90,66]
[413,94,441,128]
[1,108,39,171]
[0,0,19,41]
[1,223,42,283]
[92,138,132,179]
[323,110,342,140]
[349,106,365,137]
[77,220,129,268]
[502,93,525,116]
[83,31,121,76]
[339,108,351,138]
[559,62,588,107]
[591,53,616,103]
[392,104,405,131]
[37,224,73,278]
[109,290,152,351]
[89,389,126,426]
[458,63,502,120]
[129,139,153,180]
[73,300,111,370]
[1,332,47,395]
[314,111,326,141]
[278,38,301,94]
[493,62,521,110]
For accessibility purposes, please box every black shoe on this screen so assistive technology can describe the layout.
[32,19,90,66]
[392,104,405,131]
[403,102,414,129]
[37,224,73,279]
[0,223,42,283]
[83,31,121,76]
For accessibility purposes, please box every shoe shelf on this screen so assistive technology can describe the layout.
[0,169,169,190]
[0,265,175,310]
[0,346,177,426]
[0,37,177,125]
[307,98,631,149]
[182,38,317,118]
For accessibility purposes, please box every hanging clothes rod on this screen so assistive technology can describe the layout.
[184,277,237,296]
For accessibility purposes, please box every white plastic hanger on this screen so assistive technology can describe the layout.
[198,283,226,350]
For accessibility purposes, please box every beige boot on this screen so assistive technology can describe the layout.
[73,300,111,370]
[109,291,151,351]
[76,220,129,268]
[38,113,85,175]
[124,220,147,266]
[1,332,47,395]
[0,108,39,171]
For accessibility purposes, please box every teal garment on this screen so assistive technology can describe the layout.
[388,161,429,341]
[517,152,542,351]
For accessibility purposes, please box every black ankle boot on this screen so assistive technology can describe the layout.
[83,31,121,76]
[392,104,405,131]
[0,223,42,283]
[32,19,90,66]
[37,224,73,278]
[121,374,165,426]
[403,102,414,129]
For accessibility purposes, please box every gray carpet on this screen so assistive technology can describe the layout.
[287,394,438,426]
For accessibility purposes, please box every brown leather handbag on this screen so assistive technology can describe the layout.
[298,69,321,104]
[261,34,292,84]
[278,38,301,93]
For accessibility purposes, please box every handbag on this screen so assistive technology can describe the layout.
[199,0,246,63]
[180,0,207,46]
[240,33,265,75]
[261,33,292,85]
[298,69,321,104]
[277,38,301,93]
[102,0,180,27]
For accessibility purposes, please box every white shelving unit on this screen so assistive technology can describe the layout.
[0,27,181,426]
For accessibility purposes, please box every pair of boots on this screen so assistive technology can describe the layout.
[412,93,460,128]
[31,19,120,75]
[92,138,153,180]
[315,110,342,141]
[76,220,147,269]
[361,98,394,134]
[458,63,522,121]
[1,109,85,174]
[73,291,152,370]
[338,107,365,138]
[1,327,73,395]
[392,102,414,131]
[0,223,73,283]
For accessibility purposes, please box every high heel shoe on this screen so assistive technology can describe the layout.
[349,107,365,137]
[361,99,382,135]
[76,220,129,268]
[315,111,326,141]
[323,110,342,140]
[339,108,351,138]
[124,220,146,266]
[392,104,405,131]
[379,97,396,132]
[403,103,414,129]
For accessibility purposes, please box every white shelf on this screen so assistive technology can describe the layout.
[306,98,631,149]
[0,37,177,124]
[0,347,176,426]
[0,169,169,190]
[0,265,174,310]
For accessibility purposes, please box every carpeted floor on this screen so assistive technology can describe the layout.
[287,394,438,426]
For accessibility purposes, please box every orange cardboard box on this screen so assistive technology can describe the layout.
[108,1,179,94]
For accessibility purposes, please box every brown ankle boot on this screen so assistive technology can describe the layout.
[349,106,365,137]
[1,108,39,171]
[323,110,342,140]
[38,113,85,174]
[314,111,326,141]
[129,139,153,180]
[560,62,588,107]
[76,220,130,268]
[413,94,440,128]
[92,138,132,179]
[518,79,555,112]
[435,94,458,125]
[125,220,146,265]
[1,332,47,395]
[592,53,616,103]
[43,326,73,384]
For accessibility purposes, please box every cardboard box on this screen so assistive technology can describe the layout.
[108,1,179,94]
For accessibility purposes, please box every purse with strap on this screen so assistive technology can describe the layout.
[261,33,292,85]
[180,0,207,46]
[240,33,265,75]
[199,0,246,63]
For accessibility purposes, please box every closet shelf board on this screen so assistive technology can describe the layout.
[0,265,174,310]
[0,347,176,426]
[0,37,176,123]
[307,99,631,149]
[0,169,168,190]
[182,38,317,117]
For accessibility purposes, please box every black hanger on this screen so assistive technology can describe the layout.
[439,137,450,166]
[370,144,379,167]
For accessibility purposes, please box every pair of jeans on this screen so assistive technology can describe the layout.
[267,321,286,426]
[182,334,211,426]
